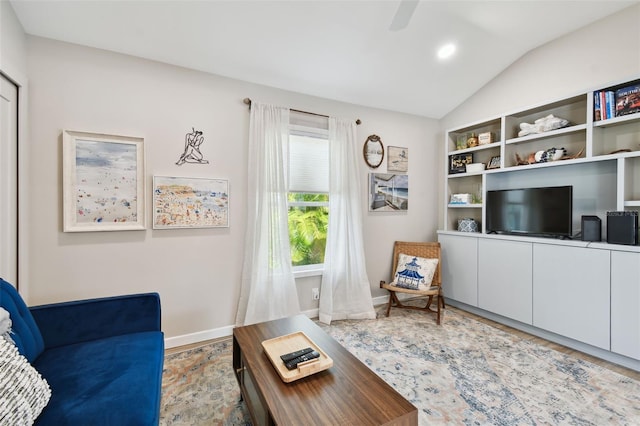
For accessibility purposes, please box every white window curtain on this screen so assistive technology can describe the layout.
[318,117,376,324]
[235,102,301,326]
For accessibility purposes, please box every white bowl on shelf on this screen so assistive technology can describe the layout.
[466,163,486,173]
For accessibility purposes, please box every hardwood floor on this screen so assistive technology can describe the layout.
[165,305,640,382]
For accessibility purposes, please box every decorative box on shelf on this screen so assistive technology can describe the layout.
[458,218,479,232]
[450,193,472,204]
[478,132,493,145]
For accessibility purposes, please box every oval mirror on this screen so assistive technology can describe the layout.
[363,135,384,168]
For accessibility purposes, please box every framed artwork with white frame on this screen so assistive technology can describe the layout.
[63,130,145,232]
[387,146,408,172]
[153,176,229,229]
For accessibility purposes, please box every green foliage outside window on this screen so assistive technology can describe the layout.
[288,193,329,266]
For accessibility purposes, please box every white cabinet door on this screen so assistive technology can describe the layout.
[533,244,610,350]
[611,251,640,360]
[438,234,478,306]
[479,239,533,324]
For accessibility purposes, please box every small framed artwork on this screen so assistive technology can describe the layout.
[369,173,408,211]
[153,176,229,229]
[387,146,408,172]
[487,155,501,169]
[63,130,145,232]
[449,153,473,174]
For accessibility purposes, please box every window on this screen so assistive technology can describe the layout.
[288,119,329,271]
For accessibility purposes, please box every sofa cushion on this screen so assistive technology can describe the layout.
[0,279,45,363]
[0,336,51,424]
[33,331,164,425]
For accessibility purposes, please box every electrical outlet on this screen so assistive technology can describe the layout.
[312,288,320,300]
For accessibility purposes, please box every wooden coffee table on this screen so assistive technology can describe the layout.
[233,314,417,426]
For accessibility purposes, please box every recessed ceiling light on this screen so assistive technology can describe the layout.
[437,43,456,60]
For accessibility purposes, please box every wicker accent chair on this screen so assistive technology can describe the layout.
[379,241,445,324]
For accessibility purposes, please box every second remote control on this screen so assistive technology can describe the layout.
[285,350,320,370]
[280,347,314,363]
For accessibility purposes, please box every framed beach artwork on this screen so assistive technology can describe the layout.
[153,176,229,229]
[63,130,145,232]
[387,146,408,172]
[369,173,408,211]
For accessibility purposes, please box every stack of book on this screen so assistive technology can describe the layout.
[594,82,640,121]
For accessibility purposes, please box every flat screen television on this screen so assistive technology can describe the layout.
[486,185,573,238]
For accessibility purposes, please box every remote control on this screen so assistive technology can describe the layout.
[285,350,320,370]
[280,347,314,363]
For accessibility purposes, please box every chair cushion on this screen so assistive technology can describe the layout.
[391,253,438,291]
[33,331,164,425]
[0,336,51,425]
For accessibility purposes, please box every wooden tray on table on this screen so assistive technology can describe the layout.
[261,331,333,383]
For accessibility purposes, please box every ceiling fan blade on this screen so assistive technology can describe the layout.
[389,0,419,31]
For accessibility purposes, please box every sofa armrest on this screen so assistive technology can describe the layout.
[29,293,161,349]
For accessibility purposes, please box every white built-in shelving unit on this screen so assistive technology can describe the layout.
[438,77,640,371]
[443,76,640,233]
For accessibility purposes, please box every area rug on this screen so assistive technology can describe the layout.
[159,305,640,425]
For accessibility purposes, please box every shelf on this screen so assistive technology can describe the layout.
[448,203,482,208]
[594,113,640,128]
[502,156,593,172]
[447,141,501,156]
[444,76,640,233]
[448,171,485,178]
[505,124,587,145]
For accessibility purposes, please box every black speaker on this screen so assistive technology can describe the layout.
[606,211,638,246]
[581,215,601,242]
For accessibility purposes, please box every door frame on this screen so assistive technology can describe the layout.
[1,67,28,297]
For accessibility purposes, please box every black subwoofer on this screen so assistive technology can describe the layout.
[606,211,638,246]
[581,215,601,242]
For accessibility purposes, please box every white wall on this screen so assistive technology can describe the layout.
[441,4,640,132]
[24,36,439,345]
[0,0,27,76]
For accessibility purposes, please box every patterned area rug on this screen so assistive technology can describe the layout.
[160,305,640,425]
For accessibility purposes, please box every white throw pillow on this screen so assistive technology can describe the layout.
[0,335,51,425]
[391,253,438,291]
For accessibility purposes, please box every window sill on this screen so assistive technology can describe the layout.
[293,266,324,279]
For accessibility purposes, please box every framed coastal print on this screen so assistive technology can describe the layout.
[63,130,145,232]
[387,146,408,172]
[369,173,408,211]
[153,176,229,229]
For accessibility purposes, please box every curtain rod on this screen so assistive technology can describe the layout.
[243,98,361,125]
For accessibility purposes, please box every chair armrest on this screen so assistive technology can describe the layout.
[29,293,161,349]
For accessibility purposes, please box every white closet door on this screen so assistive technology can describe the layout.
[0,74,18,285]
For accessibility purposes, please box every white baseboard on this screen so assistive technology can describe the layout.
[164,296,391,349]
[164,326,235,349]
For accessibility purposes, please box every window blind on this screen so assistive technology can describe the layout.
[289,133,329,193]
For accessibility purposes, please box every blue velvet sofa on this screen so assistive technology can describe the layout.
[0,278,164,425]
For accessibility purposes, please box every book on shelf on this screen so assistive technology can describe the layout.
[594,90,618,121]
[615,83,640,117]
[606,91,615,119]
[594,91,601,121]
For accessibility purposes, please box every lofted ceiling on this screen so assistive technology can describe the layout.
[9,0,639,118]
